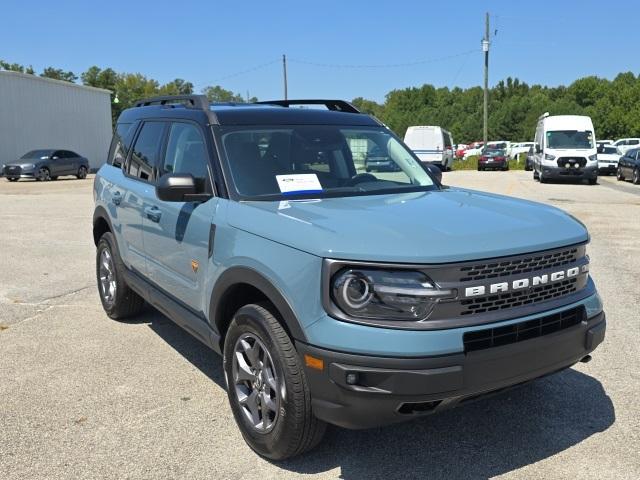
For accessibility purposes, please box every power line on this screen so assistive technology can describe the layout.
[197,59,280,87]
[288,50,479,69]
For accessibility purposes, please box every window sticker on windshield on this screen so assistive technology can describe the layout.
[276,174,323,195]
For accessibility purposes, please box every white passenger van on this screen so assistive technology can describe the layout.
[404,126,454,170]
[532,113,598,184]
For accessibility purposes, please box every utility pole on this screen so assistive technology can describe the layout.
[482,12,490,145]
[282,54,288,100]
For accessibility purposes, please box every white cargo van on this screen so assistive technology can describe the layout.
[404,126,454,170]
[532,113,598,184]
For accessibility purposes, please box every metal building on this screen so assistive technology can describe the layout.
[0,70,112,171]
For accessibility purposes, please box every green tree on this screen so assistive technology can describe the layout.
[41,67,77,83]
[0,60,35,74]
[202,85,246,102]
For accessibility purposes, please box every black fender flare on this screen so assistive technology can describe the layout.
[210,266,307,343]
[93,206,116,246]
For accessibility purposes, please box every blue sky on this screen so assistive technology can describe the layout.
[1,0,636,102]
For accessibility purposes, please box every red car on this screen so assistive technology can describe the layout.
[478,148,509,171]
[455,144,469,158]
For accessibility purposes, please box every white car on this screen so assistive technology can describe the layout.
[596,145,621,175]
[508,142,534,160]
[597,140,613,146]
[612,138,640,155]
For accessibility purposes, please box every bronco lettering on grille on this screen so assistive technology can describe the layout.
[464,265,588,298]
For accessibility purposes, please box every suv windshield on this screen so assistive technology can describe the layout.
[220,125,437,200]
[21,150,52,159]
[546,130,594,149]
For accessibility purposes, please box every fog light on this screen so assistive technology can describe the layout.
[346,372,359,385]
[574,163,579,169]
[565,163,571,168]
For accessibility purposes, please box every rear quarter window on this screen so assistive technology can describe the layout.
[108,122,135,168]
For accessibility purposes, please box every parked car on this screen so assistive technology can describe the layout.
[596,145,621,175]
[455,143,468,158]
[478,148,509,171]
[93,95,605,460]
[612,138,640,155]
[404,125,454,170]
[508,142,534,160]
[364,145,398,172]
[616,148,640,184]
[525,145,535,171]
[3,149,89,181]
[532,113,598,185]
[463,141,485,158]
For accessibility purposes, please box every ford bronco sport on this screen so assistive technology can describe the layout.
[93,95,606,460]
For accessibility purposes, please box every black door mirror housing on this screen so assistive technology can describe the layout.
[535,145,542,154]
[156,173,210,202]
[423,163,443,183]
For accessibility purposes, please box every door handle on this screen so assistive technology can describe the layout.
[112,191,122,206]
[144,206,162,223]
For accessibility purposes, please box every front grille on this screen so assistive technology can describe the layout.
[4,166,21,175]
[463,306,585,352]
[460,278,577,315]
[459,247,578,282]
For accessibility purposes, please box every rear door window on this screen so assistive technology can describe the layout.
[128,121,166,182]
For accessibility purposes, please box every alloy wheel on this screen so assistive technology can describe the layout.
[38,167,50,181]
[634,169,640,185]
[232,333,280,433]
[78,167,87,179]
[99,249,116,308]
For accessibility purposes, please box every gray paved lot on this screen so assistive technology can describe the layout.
[1,172,639,480]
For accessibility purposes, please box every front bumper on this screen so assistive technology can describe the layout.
[541,164,598,180]
[299,309,605,429]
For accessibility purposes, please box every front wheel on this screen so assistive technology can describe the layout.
[224,303,326,460]
[36,167,50,181]
[633,168,640,185]
[588,177,598,185]
[616,167,625,181]
[77,166,88,179]
[7,178,18,182]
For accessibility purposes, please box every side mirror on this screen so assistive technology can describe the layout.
[423,163,443,183]
[535,145,542,154]
[156,173,210,202]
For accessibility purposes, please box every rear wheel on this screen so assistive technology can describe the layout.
[633,168,640,185]
[224,303,326,460]
[7,178,18,182]
[616,167,625,181]
[77,166,88,179]
[96,232,145,319]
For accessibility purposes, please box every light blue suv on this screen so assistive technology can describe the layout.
[93,96,606,460]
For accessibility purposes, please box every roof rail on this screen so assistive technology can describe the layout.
[133,94,219,124]
[255,99,361,114]
[134,94,210,110]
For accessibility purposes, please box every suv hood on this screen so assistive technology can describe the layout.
[228,188,588,263]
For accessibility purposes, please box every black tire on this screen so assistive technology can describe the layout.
[96,232,145,319]
[616,167,625,181]
[224,303,326,460]
[77,166,88,179]
[7,178,18,182]
[588,177,598,185]
[533,168,539,180]
[36,167,50,181]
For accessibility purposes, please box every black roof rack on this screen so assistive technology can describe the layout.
[134,94,210,109]
[254,99,361,113]
[133,94,219,123]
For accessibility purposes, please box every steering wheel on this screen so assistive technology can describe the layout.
[344,173,377,187]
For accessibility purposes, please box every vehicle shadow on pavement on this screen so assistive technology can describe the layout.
[143,308,614,480]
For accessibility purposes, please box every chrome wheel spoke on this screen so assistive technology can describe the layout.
[234,351,256,383]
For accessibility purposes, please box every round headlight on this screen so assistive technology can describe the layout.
[339,273,372,309]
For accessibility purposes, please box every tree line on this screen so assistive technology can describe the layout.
[2,59,639,140]
[353,73,640,143]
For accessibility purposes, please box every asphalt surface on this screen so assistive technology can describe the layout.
[1,172,638,480]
